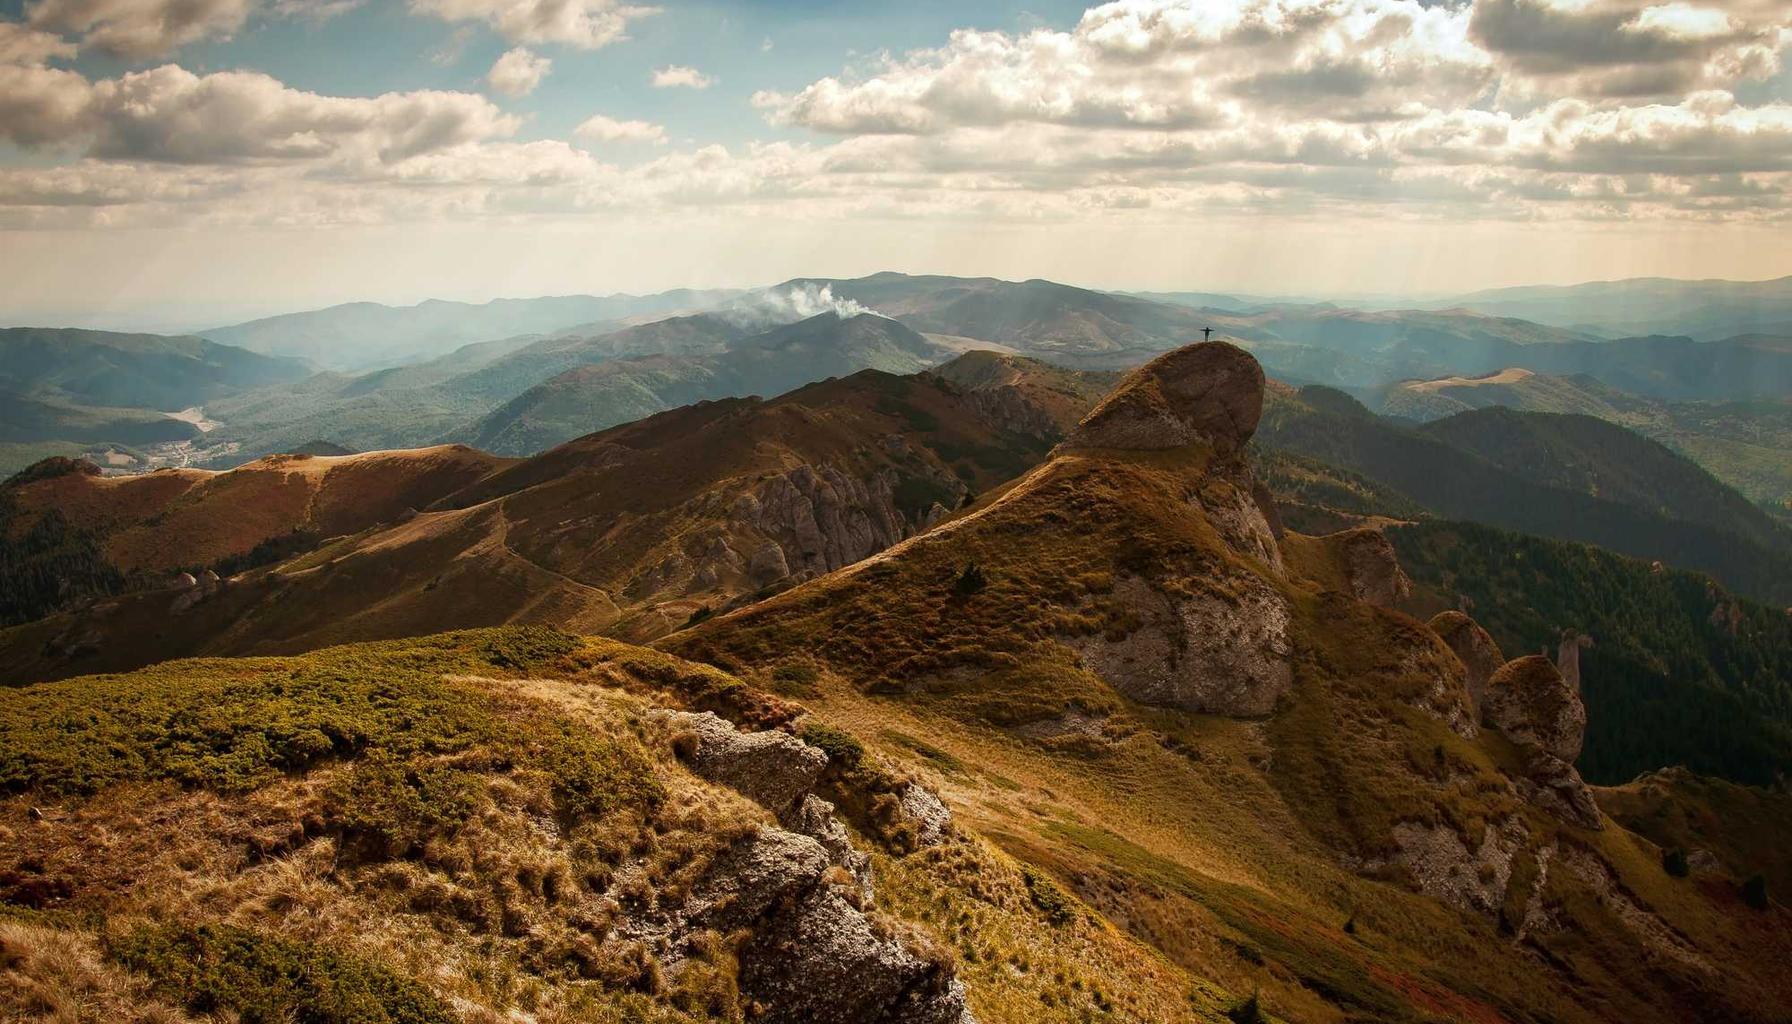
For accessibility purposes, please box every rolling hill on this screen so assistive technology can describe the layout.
[1448,275,1792,340]
[199,288,743,371]
[0,354,1111,682]
[1381,369,1792,515]
[1254,387,1792,604]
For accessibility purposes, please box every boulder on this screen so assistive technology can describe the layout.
[1482,655,1586,763]
[895,783,953,849]
[1336,527,1410,608]
[1065,341,1265,453]
[1429,611,1504,710]
[664,711,827,819]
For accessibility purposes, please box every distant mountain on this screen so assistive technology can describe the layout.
[456,312,947,455]
[1381,370,1792,514]
[0,354,1111,682]
[1255,387,1792,604]
[1447,275,1792,340]
[0,327,308,411]
[787,273,1216,367]
[199,289,744,371]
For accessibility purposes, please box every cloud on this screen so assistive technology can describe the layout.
[651,64,712,89]
[486,46,550,97]
[574,112,665,143]
[408,0,657,50]
[0,21,78,64]
[25,0,251,59]
[272,0,366,21]
[0,63,95,146]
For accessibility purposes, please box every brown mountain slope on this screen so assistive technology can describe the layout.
[662,343,1792,1024]
[0,357,1109,684]
[4,445,510,574]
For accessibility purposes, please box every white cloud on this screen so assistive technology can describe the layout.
[574,112,665,143]
[25,0,252,59]
[0,63,94,146]
[408,0,657,50]
[651,64,712,89]
[486,46,550,97]
[272,0,367,21]
[0,21,78,64]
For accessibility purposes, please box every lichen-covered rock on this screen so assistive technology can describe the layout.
[896,783,953,848]
[1064,341,1264,453]
[1514,748,1604,831]
[1390,818,1529,917]
[1482,655,1586,763]
[1074,573,1292,717]
[794,794,872,893]
[664,711,827,819]
[1336,527,1410,608]
[1429,611,1504,710]
[1196,473,1283,570]
[1554,631,1592,692]
[738,882,970,1024]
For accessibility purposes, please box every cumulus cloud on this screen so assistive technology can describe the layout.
[25,0,251,59]
[0,63,95,146]
[486,46,550,97]
[651,64,712,89]
[720,282,880,328]
[0,21,78,64]
[574,112,665,143]
[408,0,656,50]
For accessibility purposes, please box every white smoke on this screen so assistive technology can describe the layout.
[718,283,885,330]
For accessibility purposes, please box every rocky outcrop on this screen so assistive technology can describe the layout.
[1334,527,1410,608]
[1074,573,1293,717]
[1064,341,1264,453]
[1390,818,1529,918]
[1554,631,1592,692]
[1196,474,1283,570]
[1429,611,1504,710]
[734,463,965,587]
[1481,655,1602,830]
[653,712,970,1023]
[664,710,827,819]
[1483,656,1585,764]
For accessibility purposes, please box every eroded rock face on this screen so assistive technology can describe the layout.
[1065,342,1264,453]
[1336,527,1411,608]
[735,463,964,588]
[664,710,827,819]
[1514,748,1604,831]
[1482,655,1586,764]
[1196,474,1283,570]
[1390,818,1529,918]
[1429,611,1504,711]
[1074,573,1293,717]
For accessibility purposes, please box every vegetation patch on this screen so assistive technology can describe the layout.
[109,922,453,1024]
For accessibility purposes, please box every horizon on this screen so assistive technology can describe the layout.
[11,265,1792,336]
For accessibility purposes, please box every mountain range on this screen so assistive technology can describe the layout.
[3,338,1790,1024]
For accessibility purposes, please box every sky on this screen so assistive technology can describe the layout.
[1,0,1790,329]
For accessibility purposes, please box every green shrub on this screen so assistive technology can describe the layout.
[1662,847,1690,878]
[798,722,865,770]
[481,626,579,671]
[1225,990,1267,1024]
[952,562,988,596]
[1742,873,1770,910]
[327,751,484,856]
[1020,864,1076,927]
[108,922,453,1024]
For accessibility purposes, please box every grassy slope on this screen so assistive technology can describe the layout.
[663,440,1792,1024]
[0,627,1237,1024]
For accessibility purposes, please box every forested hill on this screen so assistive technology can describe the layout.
[1391,519,1792,787]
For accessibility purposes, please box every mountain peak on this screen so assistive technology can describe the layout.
[1064,340,1264,452]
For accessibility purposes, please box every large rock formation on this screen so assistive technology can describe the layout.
[1481,655,1602,830]
[1064,342,1264,453]
[653,711,971,1023]
[1336,527,1411,608]
[1483,655,1586,764]
[1429,611,1505,710]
